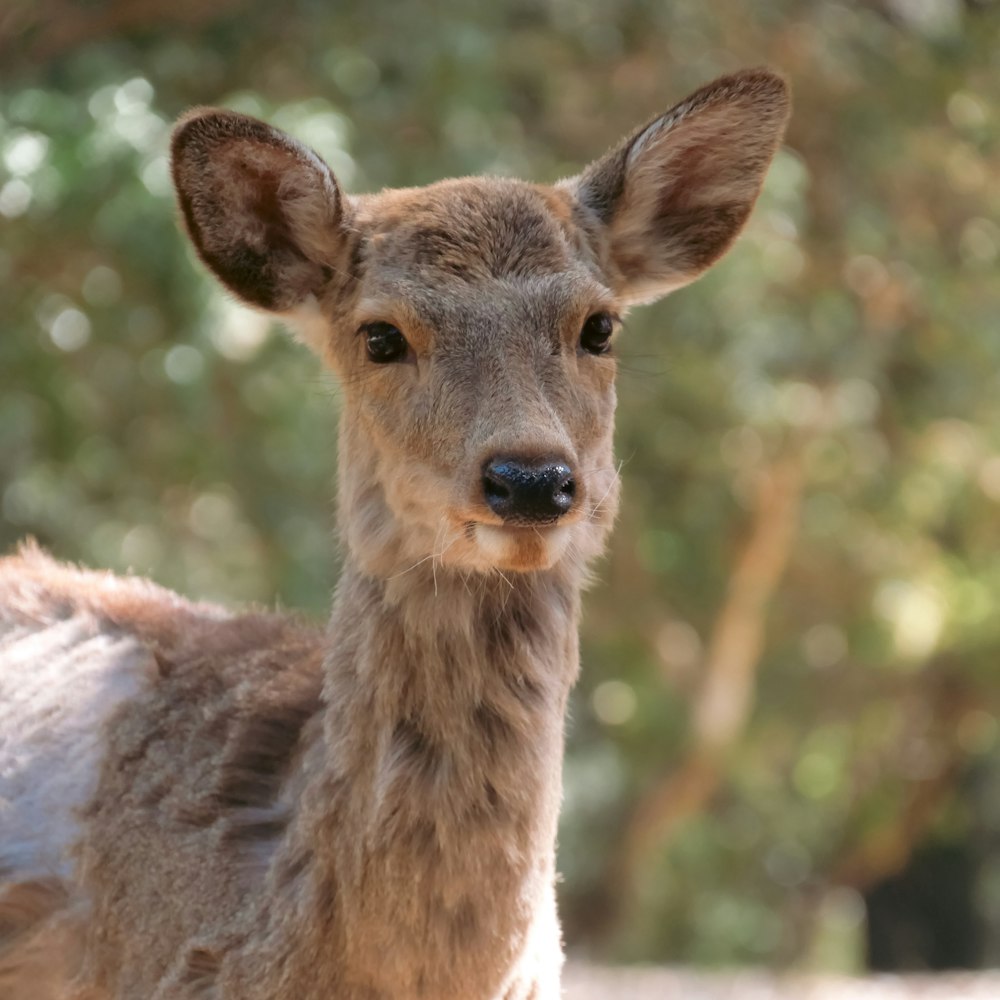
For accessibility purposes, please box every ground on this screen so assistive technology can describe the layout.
[564,965,1000,998]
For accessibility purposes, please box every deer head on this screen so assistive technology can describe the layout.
[170,70,789,578]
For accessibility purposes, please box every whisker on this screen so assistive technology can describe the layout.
[585,459,624,522]
[387,517,454,585]
[387,552,437,580]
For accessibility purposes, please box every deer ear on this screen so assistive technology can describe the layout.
[566,69,790,304]
[171,109,349,315]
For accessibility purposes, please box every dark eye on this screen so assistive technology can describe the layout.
[361,321,409,363]
[580,312,615,355]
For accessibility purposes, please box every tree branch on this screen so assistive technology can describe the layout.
[622,448,806,879]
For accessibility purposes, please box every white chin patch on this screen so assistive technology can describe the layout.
[474,524,572,571]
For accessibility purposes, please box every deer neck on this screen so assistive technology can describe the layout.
[322,556,582,794]
[296,557,580,995]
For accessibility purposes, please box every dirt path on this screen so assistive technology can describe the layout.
[564,964,1000,998]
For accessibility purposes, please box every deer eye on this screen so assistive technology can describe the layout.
[580,312,616,355]
[361,322,409,363]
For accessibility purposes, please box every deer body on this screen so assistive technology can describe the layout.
[0,71,789,999]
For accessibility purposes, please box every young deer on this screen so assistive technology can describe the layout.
[0,70,789,999]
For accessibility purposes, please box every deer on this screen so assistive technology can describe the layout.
[0,69,789,999]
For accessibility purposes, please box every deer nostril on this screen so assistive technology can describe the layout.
[483,467,513,504]
[552,473,575,514]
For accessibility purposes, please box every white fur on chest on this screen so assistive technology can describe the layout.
[0,616,157,881]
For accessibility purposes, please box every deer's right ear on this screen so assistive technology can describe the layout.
[171,109,349,315]
[564,70,790,305]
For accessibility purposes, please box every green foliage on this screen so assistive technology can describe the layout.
[2,0,999,971]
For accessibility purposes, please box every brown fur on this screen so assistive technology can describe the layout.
[0,70,789,998]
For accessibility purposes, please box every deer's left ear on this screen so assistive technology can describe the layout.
[171,109,351,317]
[564,69,790,304]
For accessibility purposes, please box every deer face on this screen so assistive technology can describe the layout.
[324,179,621,575]
[171,71,789,576]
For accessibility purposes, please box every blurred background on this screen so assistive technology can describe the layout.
[2,0,999,980]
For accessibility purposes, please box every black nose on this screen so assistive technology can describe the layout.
[482,458,576,523]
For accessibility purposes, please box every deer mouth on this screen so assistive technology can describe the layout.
[470,522,573,572]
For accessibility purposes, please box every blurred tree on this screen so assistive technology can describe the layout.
[2,0,999,972]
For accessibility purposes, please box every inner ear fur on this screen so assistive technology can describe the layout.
[567,69,791,304]
[171,109,348,313]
